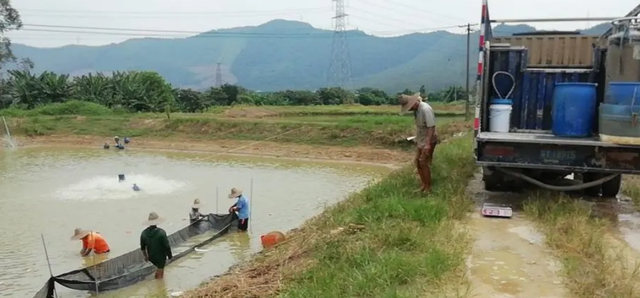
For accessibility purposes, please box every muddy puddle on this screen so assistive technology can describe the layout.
[0,147,389,297]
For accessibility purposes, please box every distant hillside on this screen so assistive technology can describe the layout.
[10,20,610,92]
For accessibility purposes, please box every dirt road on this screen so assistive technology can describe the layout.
[463,172,569,297]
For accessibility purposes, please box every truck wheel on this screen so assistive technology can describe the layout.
[483,168,509,191]
[601,174,622,198]
[582,173,601,197]
[484,179,503,191]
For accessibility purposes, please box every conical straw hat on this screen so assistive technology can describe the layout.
[228,188,243,199]
[143,212,165,225]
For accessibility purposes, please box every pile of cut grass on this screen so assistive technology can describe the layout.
[183,133,476,298]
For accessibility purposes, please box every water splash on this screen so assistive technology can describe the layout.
[54,174,187,201]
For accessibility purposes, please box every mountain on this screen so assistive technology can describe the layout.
[10,20,610,93]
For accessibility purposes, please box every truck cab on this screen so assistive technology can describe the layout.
[474,1,640,197]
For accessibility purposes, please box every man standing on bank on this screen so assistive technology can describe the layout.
[140,212,172,279]
[228,188,250,232]
[399,93,438,193]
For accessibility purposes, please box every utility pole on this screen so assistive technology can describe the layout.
[214,62,223,87]
[327,0,352,89]
[460,23,477,120]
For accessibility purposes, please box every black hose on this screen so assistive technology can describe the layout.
[497,168,619,191]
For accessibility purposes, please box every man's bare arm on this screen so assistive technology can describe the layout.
[81,248,92,257]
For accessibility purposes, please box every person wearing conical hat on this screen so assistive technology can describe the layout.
[140,212,172,279]
[398,93,438,193]
[189,198,205,224]
[70,228,111,257]
[228,187,250,232]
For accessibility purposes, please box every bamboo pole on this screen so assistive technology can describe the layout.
[250,178,254,231]
[41,233,59,298]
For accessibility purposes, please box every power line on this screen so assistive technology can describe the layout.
[15,22,474,59]
[19,9,332,19]
[327,0,353,89]
[13,28,471,59]
[349,7,441,30]
[17,7,332,16]
[378,0,469,23]
[354,0,460,25]
[17,26,470,40]
[22,22,465,36]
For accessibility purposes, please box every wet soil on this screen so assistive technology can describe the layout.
[463,169,640,297]
[464,172,569,297]
[12,135,413,167]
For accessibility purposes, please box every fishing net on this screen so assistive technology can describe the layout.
[32,213,237,298]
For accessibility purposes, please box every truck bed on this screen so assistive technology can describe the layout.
[477,131,633,148]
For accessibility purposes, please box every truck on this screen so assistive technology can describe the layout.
[474,0,640,197]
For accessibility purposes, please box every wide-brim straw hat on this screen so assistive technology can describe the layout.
[70,228,91,240]
[228,188,243,199]
[192,198,202,208]
[398,93,423,114]
[143,212,165,225]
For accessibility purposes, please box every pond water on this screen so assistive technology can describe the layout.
[0,147,389,297]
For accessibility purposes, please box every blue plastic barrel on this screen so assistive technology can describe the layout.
[551,82,597,137]
[606,82,640,105]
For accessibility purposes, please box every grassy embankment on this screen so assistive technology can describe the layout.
[184,134,476,298]
[523,192,639,298]
[1,101,470,148]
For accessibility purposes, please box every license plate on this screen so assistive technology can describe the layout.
[481,206,513,218]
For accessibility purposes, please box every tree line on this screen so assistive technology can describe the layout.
[0,69,466,113]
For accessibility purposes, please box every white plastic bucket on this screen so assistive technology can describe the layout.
[489,104,512,132]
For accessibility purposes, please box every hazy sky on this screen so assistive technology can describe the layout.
[7,0,640,48]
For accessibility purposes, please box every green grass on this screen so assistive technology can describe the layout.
[5,102,471,148]
[623,176,640,208]
[185,134,476,298]
[523,193,639,298]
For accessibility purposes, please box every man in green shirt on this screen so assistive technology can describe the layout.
[140,212,172,279]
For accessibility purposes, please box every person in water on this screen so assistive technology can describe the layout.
[114,136,124,149]
[124,137,131,144]
[140,212,172,279]
[70,228,111,257]
[189,198,205,224]
[228,188,250,232]
[133,183,140,191]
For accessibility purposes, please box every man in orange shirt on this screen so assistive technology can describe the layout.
[70,228,111,257]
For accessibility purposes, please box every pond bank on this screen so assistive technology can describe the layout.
[4,115,471,148]
[183,134,476,298]
[12,135,412,167]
